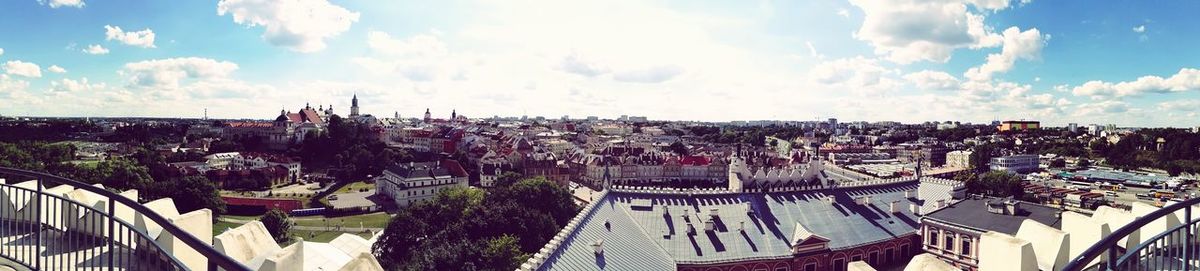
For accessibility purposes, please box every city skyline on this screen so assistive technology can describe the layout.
[2,0,1199,127]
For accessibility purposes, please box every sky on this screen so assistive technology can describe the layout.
[1,0,1199,127]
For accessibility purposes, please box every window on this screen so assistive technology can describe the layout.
[804,263,817,271]
[900,244,910,257]
[851,255,862,262]
[885,249,894,264]
[929,231,939,247]
[868,252,878,265]
[945,234,955,251]
[775,267,788,271]
[833,259,846,271]
[961,239,972,256]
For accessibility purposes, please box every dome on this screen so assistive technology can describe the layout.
[275,113,289,122]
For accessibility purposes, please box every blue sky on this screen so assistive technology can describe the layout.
[1,0,1198,127]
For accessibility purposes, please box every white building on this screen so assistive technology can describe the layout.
[375,160,469,207]
[946,150,972,169]
[990,154,1040,174]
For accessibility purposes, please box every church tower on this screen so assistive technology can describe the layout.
[350,94,360,117]
[451,109,457,120]
[424,108,432,123]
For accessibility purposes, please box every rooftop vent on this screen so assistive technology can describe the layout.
[985,200,1022,215]
[739,221,745,232]
[709,208,719,218]
[686,222,696,235]
[704,218,715,232]
[592,239,604,254]
[744,204,755,216]
[857,196,872,206]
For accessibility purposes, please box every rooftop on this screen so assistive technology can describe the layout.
[923,198,1062,235]
[534,178,960,270]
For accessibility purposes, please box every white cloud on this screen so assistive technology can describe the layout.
[837,8,850,18]
[557,53,610,77]
[83,44,109,55]
[1160,100,1200,111]
[805,42,825,59]
[1074,101,1130,116]
[1133,25,1146,33]
[965,0,1015,11]
[121,57,239,89]
[217,0,360,53]
[1071,68,1200,99]
[809,57,899,95]
[47,65,67,73]
[904,70,960,91]
[104,25,156,48]
[964,27,1049,81]
[4,61,42,78]
[0,48,4,56]
[612,65,684,83]
[38,0,84,8]
[0,75,29,93]
[353,31,461,81]
[848,0,1002,64]
[49,77,104,92]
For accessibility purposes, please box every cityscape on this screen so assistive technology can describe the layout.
[2,1,1200,271]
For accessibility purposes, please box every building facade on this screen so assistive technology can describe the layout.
[375,160,469,207]
[990,154,1039,174]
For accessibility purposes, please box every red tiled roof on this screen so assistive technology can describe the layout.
[225,122,273,128]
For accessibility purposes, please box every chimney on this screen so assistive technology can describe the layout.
[709,208,719,218]
[704,218,715,232]
[686,222,696,235]
[739,221,745,232]
[889,200,900,213]
[682,209,690,222]
[936,199,946,208]
[825,196,835,204]
[592,239,604,254]
[1006,200,1021,215]
[905,189,916,199]
[909,202,920,215]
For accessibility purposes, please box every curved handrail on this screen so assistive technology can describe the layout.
[1,183,189,269]
[0,167,252,271]
[1114,215,1197,264]
[1062,197,1200,271]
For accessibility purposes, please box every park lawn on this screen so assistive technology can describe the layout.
[333,181,374,194]
[213,221,244,236]
[223,214,263,221]
[293,212,393,229]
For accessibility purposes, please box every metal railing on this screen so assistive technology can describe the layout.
[1063,197,1200,271]
[0,167,251,271]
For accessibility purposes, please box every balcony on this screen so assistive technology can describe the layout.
[0,167,249,271]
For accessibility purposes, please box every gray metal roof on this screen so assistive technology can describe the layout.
[922,198,1062,235]
[538,179,959,270]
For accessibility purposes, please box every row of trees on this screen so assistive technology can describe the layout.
[1099,129,1200,175]
[372,176,577,270]
[0,142,225,216]
[294,115,410,181]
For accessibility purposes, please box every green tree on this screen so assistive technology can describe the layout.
[1049,158,1066,168]
[261,208,292,243]
[1077,159,1092,169]
[171,175,227,215]
[968,144,995,172]
[481,235,527,270]
[667,141,689,156]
